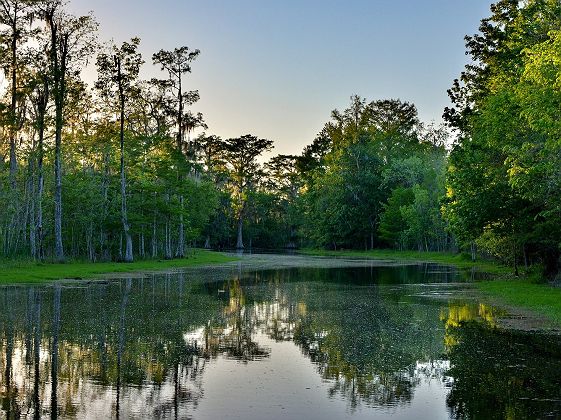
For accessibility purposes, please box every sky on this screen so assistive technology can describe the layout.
[67,0,492,156]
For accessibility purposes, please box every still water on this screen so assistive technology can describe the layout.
[1,254,561,419]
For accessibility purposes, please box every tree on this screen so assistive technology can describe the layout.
[378,187,415,249]
[442,0,561,274]
[298,95,444,251]
[96,38,144,262]
[152,46,201,257]
[195,134,229,249]
[0,1,219,262]
[44,1,97,261]
[265,155,302,248]
[28,48,51,260]
[221,134,273,249]
[0,0,36,189]
[0,0,40,259]
[297,131,331,187]
[152,46,201,153]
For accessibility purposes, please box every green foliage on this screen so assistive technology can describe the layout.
[4,0,561,282]
[378,187,414,248]
[299,96,449,252]
[443,0,561,276]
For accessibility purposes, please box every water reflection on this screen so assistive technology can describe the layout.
[0,263,560,419]
[442,302,561,419]
[0,276,220,419]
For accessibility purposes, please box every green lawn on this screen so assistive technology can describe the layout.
[0,250,237,284]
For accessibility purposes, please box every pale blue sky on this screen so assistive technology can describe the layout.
[69,0,491,156]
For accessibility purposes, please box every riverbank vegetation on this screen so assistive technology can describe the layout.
[1,0,561,283]
[0,250,236,284]
[477,279,561,325]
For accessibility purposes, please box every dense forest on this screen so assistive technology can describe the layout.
[0,0,560,276]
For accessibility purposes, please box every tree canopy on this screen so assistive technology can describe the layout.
[1,0,561,279]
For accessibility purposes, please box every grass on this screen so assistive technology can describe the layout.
[476,279,561,326]
[0,250,238,284]
[299,248,511,275]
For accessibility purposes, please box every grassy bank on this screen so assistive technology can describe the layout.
[300,248,511,275]
[476,280,561,325]
[0,250,237,284]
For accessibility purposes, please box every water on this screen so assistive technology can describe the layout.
[1,255,561,419]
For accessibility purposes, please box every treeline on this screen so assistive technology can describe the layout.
[443,0,561,276]
[0,0,448,263]
[2,0,561,276]
[0,0,215,262]
[299,97,450,252]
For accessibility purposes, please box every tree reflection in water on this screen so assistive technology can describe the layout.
[195,268,451,410]
[260,269,448,410]
[0,275,220,419]
[442,302,561,419]
[1,266,561,419]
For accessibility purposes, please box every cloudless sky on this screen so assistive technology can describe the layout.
[68,0,492,156]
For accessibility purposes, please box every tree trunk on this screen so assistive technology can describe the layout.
[165,218,172,260]
[36,102,46,261]
[54,109,64,262]
[9,16,18,190]
[236,216,244,249]
[100,149,110,261]
[176,195,185,258]
[152,215,158,258]
[87,224,94,262]
[47,11,68,263]
[9,137,17,190]
[175,68,185,258]
[119,86,133,263]
[28,154,36,259]
[204,235,211,249]
[140,231,145,259]
[513,242,519,276]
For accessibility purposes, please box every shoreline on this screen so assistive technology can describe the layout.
[3,248,561,328]
[298,248,511,275]
[300,249,561,326]
[0,250,238,285]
